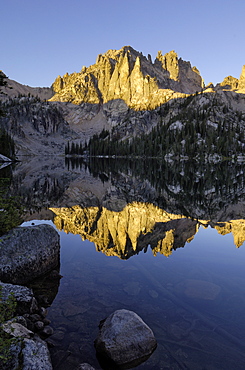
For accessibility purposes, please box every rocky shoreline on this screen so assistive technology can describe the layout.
[0,224,157,369]
[0,281,53,369]
[0,224,99,369]
[0,224,60,369]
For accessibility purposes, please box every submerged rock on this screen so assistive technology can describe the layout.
[76,364,96,370]
[0,224,60,284]
[94,309,157,367]
[176,279,221,301]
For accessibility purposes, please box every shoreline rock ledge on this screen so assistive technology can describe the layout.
[0,224,60,284]
[94,309,157,368]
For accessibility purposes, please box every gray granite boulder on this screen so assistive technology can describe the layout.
[2,320,34,339]
[0,340,22,370]
[0,282,37,314]
[0,224,60,284]
[94,309,157,367]
[22,336,53,370]
[1,336,53,370]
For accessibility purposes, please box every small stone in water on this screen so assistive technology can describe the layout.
[149,289,158,298]
[35,321,44,330]
[42,326,54,336]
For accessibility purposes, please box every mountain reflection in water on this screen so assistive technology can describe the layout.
[50,203,245,259]
[50,203,199,259]
[6,157,245,369]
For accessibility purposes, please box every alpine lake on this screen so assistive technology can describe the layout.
[2,157,245,369]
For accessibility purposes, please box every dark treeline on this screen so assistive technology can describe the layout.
[0,72,16,159]
[0,166,23,236]
[86,118,244,159]
[0,129,15,159]
[65,141,86,156]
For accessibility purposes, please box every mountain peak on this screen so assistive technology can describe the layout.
[50,46,204,109]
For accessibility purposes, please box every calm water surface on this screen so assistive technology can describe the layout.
[22,219,245,370]
[7,158,245,369]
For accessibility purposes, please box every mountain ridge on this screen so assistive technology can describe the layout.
[50,46,204,110]
[1,46,245,103]
[1,46,245,157]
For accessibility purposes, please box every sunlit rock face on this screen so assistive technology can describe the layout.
[50,202,199,259]
[50,46,203,110]
[156,50,204,91]
[238,65,245,90]
[217,65,245,92]
[218,75,239,90]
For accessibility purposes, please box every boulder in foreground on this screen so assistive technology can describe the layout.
[94,309,157,367]
[0,224,60,284]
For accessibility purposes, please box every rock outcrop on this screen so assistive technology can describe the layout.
[217,65,245,92]
[94,309,157,367]
[0,224,60,284]
[238,65,245,90]
[156,50,204,91]
[218,75,239,90]
[50,46,204,110]
[0,96,74,155]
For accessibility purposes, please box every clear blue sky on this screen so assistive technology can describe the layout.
[1,0,245,87]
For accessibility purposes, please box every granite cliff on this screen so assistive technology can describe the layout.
[50,46,204,110]
[217,64,245,92]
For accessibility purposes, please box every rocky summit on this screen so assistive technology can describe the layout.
[1,46,245,157]
[50,46,204,110]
